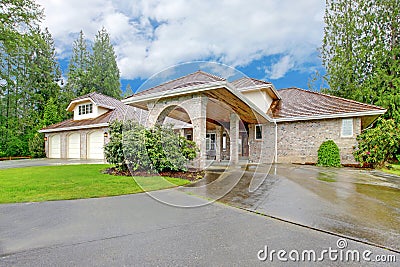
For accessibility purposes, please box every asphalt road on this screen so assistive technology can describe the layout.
[0,190,398,266]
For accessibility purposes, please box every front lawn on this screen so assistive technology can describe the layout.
[382,163,400,176]
[0,164,190,204]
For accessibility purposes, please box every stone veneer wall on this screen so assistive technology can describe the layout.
[44,127,109,159]
[248,122,275,163]
[277,117,361,164]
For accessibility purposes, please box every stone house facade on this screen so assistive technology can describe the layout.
[41,71,386,168]
[124,71,386,168]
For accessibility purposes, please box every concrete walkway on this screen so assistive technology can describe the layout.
[0,190,397,266]
[0,158,106,169]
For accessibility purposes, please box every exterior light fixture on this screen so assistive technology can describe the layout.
[104,132,108,138]
[44,136,48,141]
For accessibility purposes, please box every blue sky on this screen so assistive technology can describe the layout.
[38,0,326,94]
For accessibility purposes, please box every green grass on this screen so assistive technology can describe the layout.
[0,164,190,204]
[382,163,400,176]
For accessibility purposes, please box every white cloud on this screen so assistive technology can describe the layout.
[266,55,295,80]
[36,0,325,80]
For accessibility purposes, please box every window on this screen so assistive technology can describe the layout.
[78,104,93,115]
[255,125,262,140]
[222,134,227,151]
[341,118,353,137]
[206,133,216,150]
[186,134,192,141]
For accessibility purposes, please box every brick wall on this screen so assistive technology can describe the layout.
[277,117,361,164]
[248,122,275,163]
[248,117,361,164]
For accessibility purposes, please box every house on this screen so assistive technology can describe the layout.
[123,71,386,168]
[41,71,386,168]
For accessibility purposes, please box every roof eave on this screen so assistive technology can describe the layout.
[273,109,387,122]
[39,122,109,133]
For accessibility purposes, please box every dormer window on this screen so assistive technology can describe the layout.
[78,104,93,115]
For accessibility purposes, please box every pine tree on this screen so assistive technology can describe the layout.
[0,1,65,156]
[88,27,121,99]
[321,0,400,122]
[123,84,133,98]
[66,30,90,97]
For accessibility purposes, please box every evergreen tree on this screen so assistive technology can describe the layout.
[0,1,65,156]
[123,83,133,98]
[321,0,400,122]
[66,30,90,97]
[88,27,121,99]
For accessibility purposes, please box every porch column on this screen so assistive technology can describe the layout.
[229,113,239,164]
[215,125,223,161]
[191,96,208,169]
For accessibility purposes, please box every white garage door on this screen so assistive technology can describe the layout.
[49,134,61,158]
[68,133,80,158]
[88,131,104,159]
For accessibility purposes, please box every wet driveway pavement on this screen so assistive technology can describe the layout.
[182,163,400,251]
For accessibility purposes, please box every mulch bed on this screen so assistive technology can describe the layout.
[103,167,204,181]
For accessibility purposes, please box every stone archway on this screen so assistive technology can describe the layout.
[146,94,208,169]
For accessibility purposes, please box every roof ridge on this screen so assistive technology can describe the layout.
[278,87,385,110]
[195,70,226,81]
[134,70,226,96]
[236,76,271,84]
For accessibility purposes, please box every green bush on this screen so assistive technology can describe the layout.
[353,118,400,168]
[29,133,46,158]
[104,120,198,173]
[5,136,29,157]
[104,120,126,171]
[317,140,341,167]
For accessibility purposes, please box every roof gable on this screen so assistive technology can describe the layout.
[230,77,280,100]
[66,92,127,112]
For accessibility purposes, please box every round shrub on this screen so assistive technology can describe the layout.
[317,140,341,167]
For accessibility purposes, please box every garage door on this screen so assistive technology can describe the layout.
[88,131,104,159]
[49,134,61,158]
[68,133,80,158]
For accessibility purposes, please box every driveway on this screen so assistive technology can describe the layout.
[0,158,106,169]
[0,190,397,266]
[184,163,400,252]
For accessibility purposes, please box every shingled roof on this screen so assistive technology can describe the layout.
[270,88,386,120]
[131,70,226,98]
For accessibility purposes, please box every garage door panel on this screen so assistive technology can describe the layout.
[88,131,104,159]
[68,133,80,158]
[49,135,60,158]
